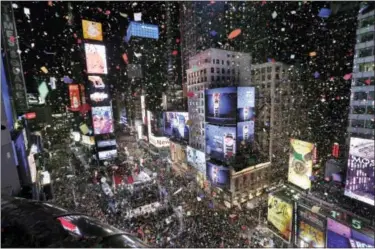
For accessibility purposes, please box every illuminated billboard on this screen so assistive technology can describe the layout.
[125,21,159,42]
[344,137,374,206]
[81,135,95,146]
[237,87,255,121]
[288,139,314,190]
[90,92,108,103]
[82,20,103,41]
[92,106,114,135]
[84,43,108,74]
[97,139,117,148]
[326,218,374,248]
[69,85,81,111]
[206,161,230,189]
[170,142,186,164]
[147,110,169,148]
[88,76,106,89]
[98,149,118,160]
[164,112,189,141]
[206,124,236,161]
[205,87,237,125]
[237,121,255,146]
[267,195,293,243]
[187,146,206,174]
[296,205,326,248]
[141,95,146,125]
[148,110,164,137]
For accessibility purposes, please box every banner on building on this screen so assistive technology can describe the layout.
[267,195,293,243]
[82,20,103,41]
[69,85,81,111]
[288,139,315,190]
[1,1,28,113]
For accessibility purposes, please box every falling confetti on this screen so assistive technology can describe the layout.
[343,73,352,80]
[119,12,128,18]
[314,71,320,79]
[228,29,241,39]
[318,8,332,18]
[122,53,129,64]
[210,30,218,36]
[41,66,48,74]
[172,50,178,56]
[271,11,277,19]
[309,51,317,57]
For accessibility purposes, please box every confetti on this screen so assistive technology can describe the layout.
[365,79,371,85]
[228,29,241,39]
[172,50,178,56]
[314,71,320,79]
[119,12,128,18]
[318,8,331,18]
[343,73,352,80]
[41,66,48,74]
[272,11,277,19]
[309,51,317,57]
[210,30,217,36]
[122,53,129,64]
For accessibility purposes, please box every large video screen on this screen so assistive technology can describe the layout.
[344,137,374,206]
[82,20,103,41]
[147,110,164,137]
[206,161,230,188]
[84,43,108,74]
[237,121,255,146]
[164,112,189,140]
[326,218,374,248]
[296,205,326,248]
[288,139,315,190]
[267,195,293,243]
[92,106,114,135]
[205,87,237,125]
[98,149,117,160]
[187,146,206,174]
[237,87,255,121]
[206,124,236,161]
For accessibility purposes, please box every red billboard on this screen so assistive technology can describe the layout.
[69,84,81,111]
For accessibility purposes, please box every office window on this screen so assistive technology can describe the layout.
[211,67,214,73]
[275,73,280,80]
[204,69,207,74]
[351,119,365,128]
[267,74,272,80]
[217,68,220,73]
[262,75,266,81]
[211,76,215,81]
[222,60,224,65]
[216,59,220,64]
[204,76,207,82]
[359,62,374,72]
[222,76,225,81]
[365,119,375,129]
[358,47,373,57]
[367,105,374,114]
[267,67,272,73]
[354,91,367,100]
[261,68,266,73]
[227,60,230,66]
[354,77,375,86]
[276,66,280,72]
[212,59,215,64]
[368,91,374,100]
[222,68,225,74]
[352,106,366,114]
[232,69,235,74]
[360,15,375,28]
[227,69,231,74]
[216,76,220,81]
[359,32,374,43]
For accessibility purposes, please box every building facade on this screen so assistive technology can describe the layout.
[186,48,251,151]
[348,4,375,140]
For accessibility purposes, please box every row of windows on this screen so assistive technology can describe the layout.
[357,31,374,43]
[351,119,375,129]
[359,14,374,29]
[253,73,281,81]
[352,91,374,101]
[252,66,284,74]
[352,77,375,86]
[187,76,240,85]
[356,46,375,58]
[351,105,375,115]
[188,68,239,78]
[358,62,375,72]
[234,172,267,191]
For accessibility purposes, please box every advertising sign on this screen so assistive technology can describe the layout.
[98,149,118,160]
[288,139,315,190]
[326,218,374,248]
[296,205,326,248]
[205,87,237,125]
[170,142,186,164]
[69,85,81,111]
[237,121,255,146]
[92,106,114,135]
[141,95,146,125]
[80,84,86,105]
[97,139,117,148]
[164,112,189,140]
[90,92,108,102]
[206,124,236,161]
[206,161,230,189]
[125,21,159,42]
[149,135,170,148]
[344,137,374,206]
[1,2,28,113]
[82,20,103,41]
[88,76,106,89]
[237,87,255,121]
[187,146,206,174]
[147,110,170,148]
[28,154,37,184]
[81,135,95,146]
[137,125,143,140]
[267,195,293,243]
[84,43,108,74]
[147,110,164,137]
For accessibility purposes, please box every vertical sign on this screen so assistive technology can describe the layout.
[69,85,81,111]
[1,1,28,114]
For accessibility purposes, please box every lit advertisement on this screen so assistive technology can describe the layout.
[206,124,236,161]
[170,142,186,164]
[326,218,374,248]
[97,139,117,148]
[237,121,254,146]
[141,95,146,125]
[92,106,114,135]
[81,135,95,146]
[205,87,237,125]
[125,21,159,42]
[267,195,293,243]
[296,205,326,248]
[69,85,81,111]
[187,146,206,174]
[98,149,118,160]
[148,110,164,137]
[88,76,106,89]
[206,161,230,189]
[344,137,374,206]
[84,43,108,74]
[82,20,103,41]
[90,92,108,102]
[164,112,189,140]
[147,111,170,148]
[288,139,314,190]
[237,87,255,121]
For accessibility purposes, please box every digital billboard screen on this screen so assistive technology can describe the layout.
[296,205,326,248]
[147,111,164,137]
[344,137,374,206]
[187,146,206,174]
[327,218,374,248]
[84,43,108,74]
[206,124,236,161]
[82,20,103,41]
[125,21,159,42]
[237,121,255,146]
[288,139,315,190]
[92,106,114,135]
[267,195,293,243]
[164,112,189,141]
[206,161,230,189]
[97,139,117,148]
[69,84,81,111]
[237,87,255,121]
[98,149,118,160]
[205,87,237,125]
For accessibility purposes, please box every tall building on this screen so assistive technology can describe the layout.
[347,3,375,140]
[186,48,251,151]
